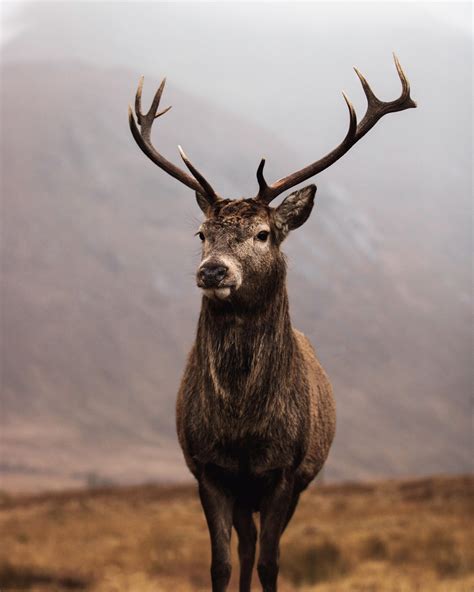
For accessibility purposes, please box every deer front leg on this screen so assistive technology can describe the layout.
[257,470,294,592]
[233,502,257,592]
[198,466,234,592]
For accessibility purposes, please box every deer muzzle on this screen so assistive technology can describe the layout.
[197,257,242,300]
[198,262,228,288]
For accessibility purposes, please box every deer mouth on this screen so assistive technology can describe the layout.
[201,285,235,300]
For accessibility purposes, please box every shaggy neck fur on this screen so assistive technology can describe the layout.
[196,259,296,408]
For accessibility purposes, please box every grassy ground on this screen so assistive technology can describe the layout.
[0,475,473,591]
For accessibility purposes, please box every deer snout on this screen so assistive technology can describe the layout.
[198,262,229,288]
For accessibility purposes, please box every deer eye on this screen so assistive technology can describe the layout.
[198,232,205,241]
[256,230,269,242]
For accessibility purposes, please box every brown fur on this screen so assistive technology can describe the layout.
[176,191,336,592]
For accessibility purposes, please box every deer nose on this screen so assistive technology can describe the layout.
[198,263,228,288]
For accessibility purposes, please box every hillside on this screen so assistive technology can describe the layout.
[0,59,471,490]
[0,475,473,591]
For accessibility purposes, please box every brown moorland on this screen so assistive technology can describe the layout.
[0,475,473,592]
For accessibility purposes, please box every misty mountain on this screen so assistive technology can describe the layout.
[0,60,301,489]
[0,56,470,490]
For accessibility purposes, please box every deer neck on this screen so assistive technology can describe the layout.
[196,276,295,395]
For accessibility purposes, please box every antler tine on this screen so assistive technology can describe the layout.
[341,91,358,138]
[148,78,173,120]
[255,55,416,204]
[256,158,268,196]
[353,67,379,106]
[129,77,220,204]
[134,75,144,124]
[178,146,219,201]
[393,53,411,101]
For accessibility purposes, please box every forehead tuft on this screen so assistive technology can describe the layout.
[209,199,271,225]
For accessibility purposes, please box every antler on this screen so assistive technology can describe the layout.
[256,54,417,204]
[128,77,220,204]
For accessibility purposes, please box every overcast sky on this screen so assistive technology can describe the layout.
[1,2,471,199]
[1,2,471,134]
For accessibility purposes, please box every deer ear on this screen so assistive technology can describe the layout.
[195,191,212,215]
[274,184,316,234]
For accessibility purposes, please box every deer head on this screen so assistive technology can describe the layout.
[129,55,416,304]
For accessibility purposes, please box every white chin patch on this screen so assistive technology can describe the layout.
[203,287,231,300]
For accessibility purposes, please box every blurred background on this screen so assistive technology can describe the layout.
[0,1,472,591]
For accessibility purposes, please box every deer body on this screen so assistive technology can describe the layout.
[177,300,335,591]
[129,55,415,591]
[177,272,335,484]
[172,195,337,592]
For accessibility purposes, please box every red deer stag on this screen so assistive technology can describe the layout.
[129,55,416,592]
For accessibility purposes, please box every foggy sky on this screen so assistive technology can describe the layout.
[2,2,472,154]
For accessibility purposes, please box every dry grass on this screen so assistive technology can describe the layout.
[0,476,473,591]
